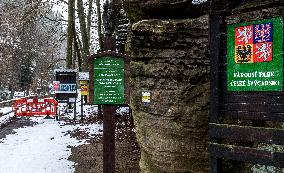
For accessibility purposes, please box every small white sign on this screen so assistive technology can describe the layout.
[69,98,76,103]
[142,91,151,103]
[14,91,25,97]
[78,72,89,81]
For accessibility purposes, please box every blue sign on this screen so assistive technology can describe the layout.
[55,84,77,93]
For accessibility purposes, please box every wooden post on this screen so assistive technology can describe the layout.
[103,105,116,173]
[209,13,222,173]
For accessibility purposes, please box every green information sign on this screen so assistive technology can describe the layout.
[227,17,283,91]
[94,57,124,104]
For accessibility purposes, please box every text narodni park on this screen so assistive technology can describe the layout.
[227,17,283,91]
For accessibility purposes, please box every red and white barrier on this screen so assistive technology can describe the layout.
[12,98,58,117]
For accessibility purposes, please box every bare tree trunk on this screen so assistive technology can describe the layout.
[77,0,89,71]
[87,0,94,42]
[72,34,77,69]
[74,29,82,71]
[66,0,75,68]
[95,0,103,117]
[96,0,103,51]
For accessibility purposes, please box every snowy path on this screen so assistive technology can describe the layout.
[0,117,102,173]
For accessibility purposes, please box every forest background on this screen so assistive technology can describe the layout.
[0,0,124,100]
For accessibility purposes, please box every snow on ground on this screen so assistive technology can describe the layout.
[0,116,102,173]
[59,102,98,120]
[0,107,14,125]
[0,90,128,173]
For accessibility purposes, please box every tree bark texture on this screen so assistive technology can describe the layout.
[77,0,90,71]
[96,0,103,51]
[66,0,75,68]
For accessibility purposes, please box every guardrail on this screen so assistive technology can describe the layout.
[0,110,14,117]
[0,95,37,107]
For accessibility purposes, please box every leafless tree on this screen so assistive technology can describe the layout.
[0,0,65,96]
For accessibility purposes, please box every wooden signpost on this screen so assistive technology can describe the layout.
[93,57,125,104]
[89,51,130,173]
[89,51,130,105]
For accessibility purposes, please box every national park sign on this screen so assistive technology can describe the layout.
[227,17,283,91]
[93,57,125,104]
[89,51,130,105]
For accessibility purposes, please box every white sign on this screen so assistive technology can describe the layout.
[69,98,76,103]
[78,72,89,81]
[14,91,25,98]
[142,91,150,103]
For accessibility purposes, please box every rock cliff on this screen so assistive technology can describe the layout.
[123,0,284,172]
[123,0,208,21]
[126,15,210,173]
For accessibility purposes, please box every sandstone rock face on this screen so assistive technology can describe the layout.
[123,0,208,21]
[127,15,210,173]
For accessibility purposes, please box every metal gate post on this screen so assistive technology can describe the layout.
[81,95,84,121]
[74,98,77,120]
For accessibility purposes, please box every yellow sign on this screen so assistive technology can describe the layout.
[79,80,88,85]
[142,91,150,103]
[80,85,88,96]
